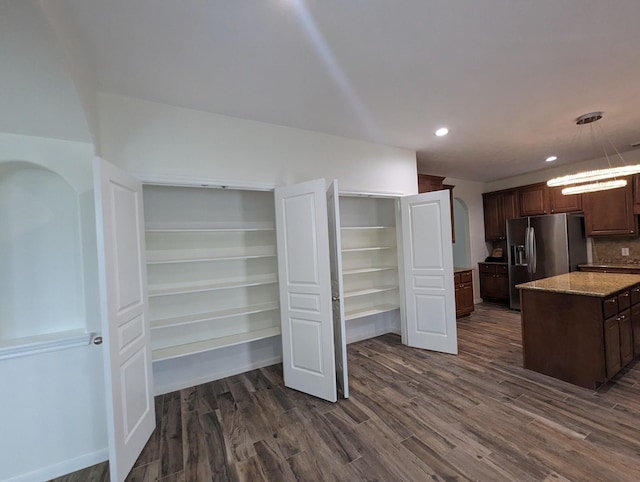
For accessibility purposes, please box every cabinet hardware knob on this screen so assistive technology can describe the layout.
[93,336,103,345]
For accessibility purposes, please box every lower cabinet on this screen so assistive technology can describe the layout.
[454,269,474,317]
[478,262,509,302]
[521,285,640,388]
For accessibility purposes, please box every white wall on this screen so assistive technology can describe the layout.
[0,133,107,481]
[98,93,418,195]
[444,177,487,303]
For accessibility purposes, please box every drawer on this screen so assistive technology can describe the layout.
[460,271,472,283]
[618,290,631,311]
[631,285,640,305]
[454,272,461,284]
[603,296,618,319]
[495,265,508,275]
[479,264,494,274]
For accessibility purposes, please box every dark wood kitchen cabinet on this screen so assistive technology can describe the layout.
[454,269,474,317]
[549,185,582,213]
[582,177,638,236]
[520,278,640,388]
[418,174,455,242]
[518,182,549,216]
[478,262,509,302]
[482,190,518,240]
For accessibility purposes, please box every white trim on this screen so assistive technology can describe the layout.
[131,171,277,191]
[3,448,108,482]
[339,189,404,198]
[153,355,282,395]
[0,330,94,361]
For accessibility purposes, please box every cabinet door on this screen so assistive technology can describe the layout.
[619,310,634,366]
[632,303,640,356]
[399,190,457,354]
[519,183,548,216]
[549,185,582,213]
[604,316,622,379]
[94,158,155,482]
[583,180,638,236]
[482,193,502,241]
[501,191,519,225]
[326,180,348,398]
[275,179,337,402]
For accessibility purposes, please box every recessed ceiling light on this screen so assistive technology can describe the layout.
[435,127,449,137]
[545,156,558,162]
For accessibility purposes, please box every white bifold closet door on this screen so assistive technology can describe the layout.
[275,179,348,403]
[399,190,457,354]
[94,157,155,482]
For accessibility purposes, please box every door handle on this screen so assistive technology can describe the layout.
[332,296,340,302]
[92,335,103,345]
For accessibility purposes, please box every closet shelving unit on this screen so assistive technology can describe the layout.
[142,185,281,362]
[339,196,400,322]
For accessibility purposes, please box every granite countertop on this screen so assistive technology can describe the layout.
[579,263,640,271]
[516,272,640,297]
[478,261,507,265]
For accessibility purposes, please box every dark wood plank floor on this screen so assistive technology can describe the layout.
[52,303,640,481]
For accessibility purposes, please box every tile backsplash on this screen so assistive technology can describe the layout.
[590,236,640,265]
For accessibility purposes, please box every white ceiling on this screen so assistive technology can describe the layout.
[6,0,640,181]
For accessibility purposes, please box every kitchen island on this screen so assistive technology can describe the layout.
[517,272,640,389]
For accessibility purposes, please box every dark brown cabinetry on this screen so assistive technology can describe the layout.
[521,280,640,388]
[482,190,518,240]
[518,182,548,216]
[582,177,637,236]
[549,185,582,213]
[454,269,474,317]
[478,263,509,302]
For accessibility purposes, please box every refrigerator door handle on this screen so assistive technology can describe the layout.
[524,226,533,273]
[530,227,537,274]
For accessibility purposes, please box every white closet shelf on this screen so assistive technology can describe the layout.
[0,329,93,361]
[341,226,395,230]
[146,250,276,264]
[342,267,398,276]
[341,246,395,253]
[145,221,274,231]
[152,326,281,362]
[146,227,275,233]
[343,286,399,298]
[344,304,400,321]
[148,275,278,297]
[150,301,280,329]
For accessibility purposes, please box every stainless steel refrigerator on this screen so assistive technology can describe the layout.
[507,213,588,310]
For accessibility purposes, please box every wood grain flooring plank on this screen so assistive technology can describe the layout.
[216,392,257,462]
[159,396,183,478]
[124,460,159,482]
[181,392,212,482]
[233,456,267,482]
[401,435,471,481]
[253,438,297,482]
[200,410,234,482]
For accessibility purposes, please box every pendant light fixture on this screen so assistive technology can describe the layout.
[546,112,640,195]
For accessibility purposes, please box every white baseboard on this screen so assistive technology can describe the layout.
[154,355,282,395]
[4,448,108,482]
[152,336,283,395]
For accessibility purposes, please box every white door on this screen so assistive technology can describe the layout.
[399,190,457,354]
[275,179,337,402]
[327,180,349,398]
[94,157,155,482]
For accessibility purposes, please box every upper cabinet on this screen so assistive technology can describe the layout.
[482,189,518,240]
[417,174,445,193]
[549,185,582,214]
[518,182,549,216]
[583,177,638,236]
